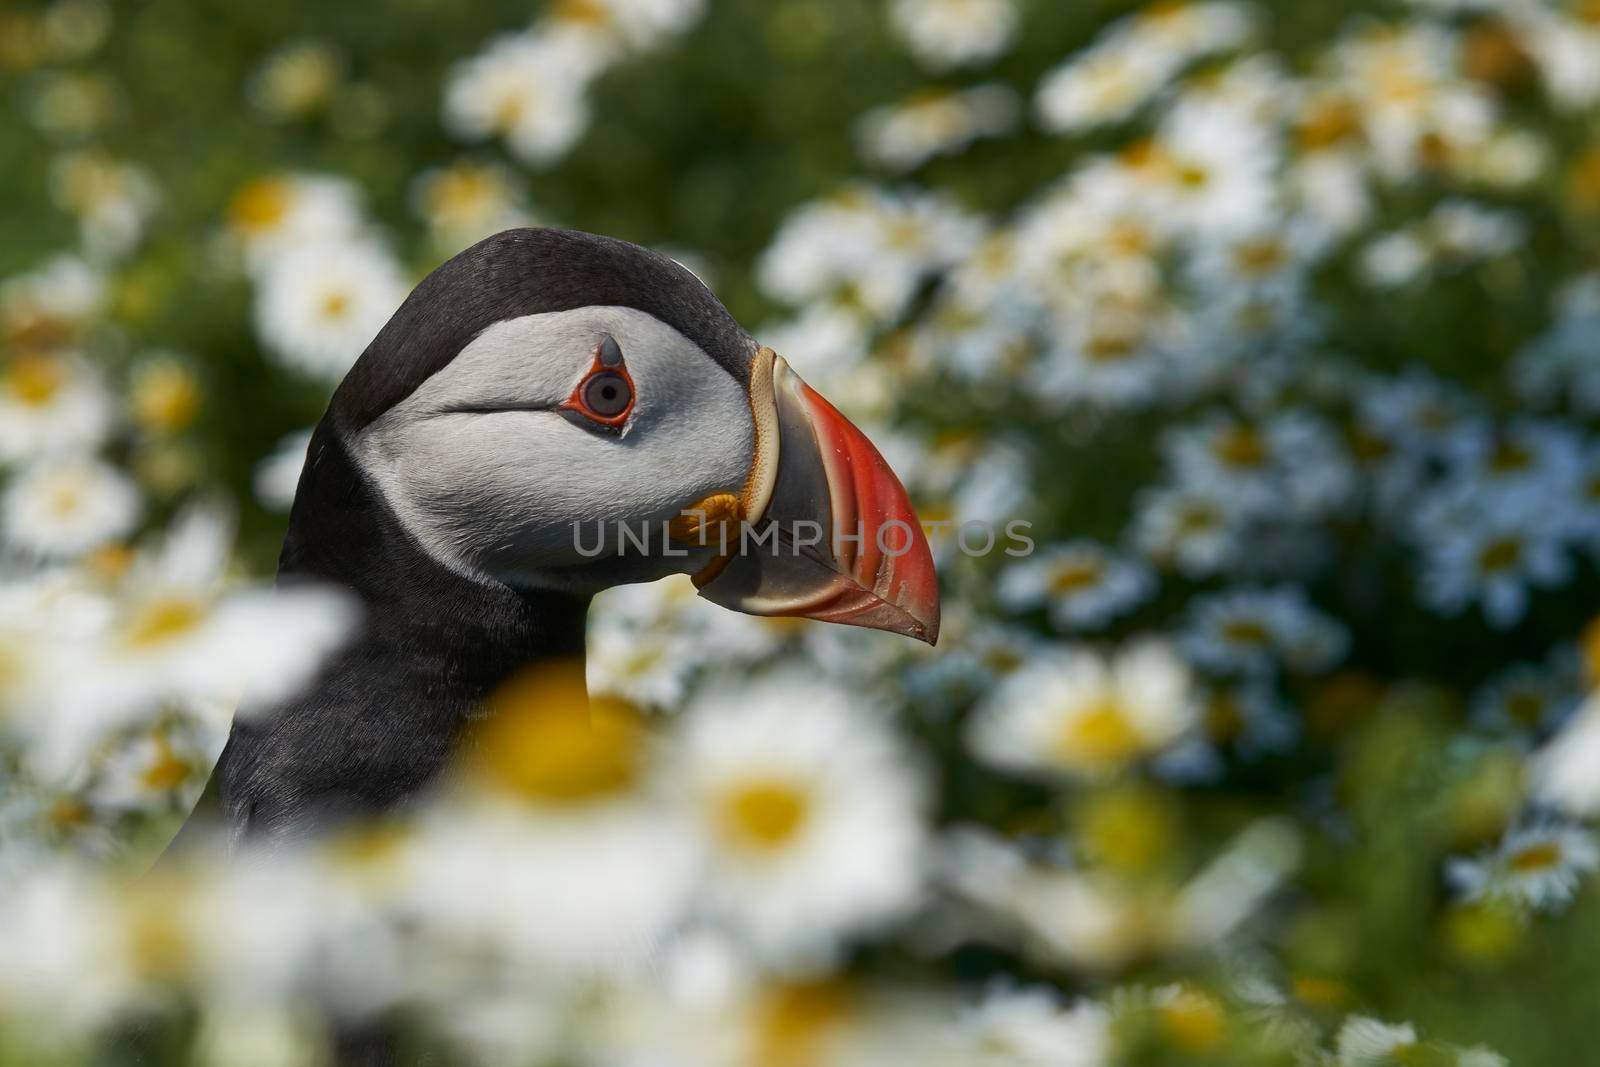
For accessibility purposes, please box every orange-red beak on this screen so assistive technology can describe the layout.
[693,350,940,644]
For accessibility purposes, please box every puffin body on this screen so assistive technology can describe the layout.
[183,229,939,849]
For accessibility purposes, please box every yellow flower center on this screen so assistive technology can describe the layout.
[319,289,352,321]
[47,480,84,518]
[754,981,850,1067]
[1205,692,1247,744]
[473,662,643,804]
[1233,238,1287,275]
[1059,698,1144,768]
[1050,559,1105,594]
[427,164,500,223]
[1175,162,1210,189]
[4,353,65,406]
[1289,975,1348,1007]
[1213,425,1268,468]
[131,362,201,433]
[1160,992,1226,1053]
[229,176,291,233]
[1505,690,1545,727]
[553,0,613,25]
[1477,537,1523,574]
[1084,331,1139,363]
[1221,618,1271,646]
[139,739,192,791]
[121,598,207,649]
[1506,841,1563,872]
[1298,99,1361,150]
[492,93,527,134]
[716,778,811,851]
[1487,441,1532,473]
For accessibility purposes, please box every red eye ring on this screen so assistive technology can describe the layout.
[562,337,636,428]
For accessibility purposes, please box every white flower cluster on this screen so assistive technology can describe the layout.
[443,0,707,168]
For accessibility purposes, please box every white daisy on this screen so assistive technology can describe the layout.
[0,351,115,461]
[252,238,409,379]
[1181,587,1348,676]
[442,31,597,167]
[669,675,928,962]
[1414,502,1569,629]
[245,39,343,122]
[47,151,161,259]
[1130,483,1244,578]
[1148,97,1280,236]
[888,0,1019,71]
[1446,822,1599,912]
[1533,693,1600,817]
[856,84,1019,173]
[409,158,532,253]
[1164,410,1354,521]
[90,723,211,813]
[82,504,358,725]
[953,985,1112,1067]
[1336,1016,1423,1066]
[225,172,367,274]
[0,254,105,353]
[995,541,1154,632]
[2,454,139,558]
[968,641,1196,780]
[1471,660,1579,736]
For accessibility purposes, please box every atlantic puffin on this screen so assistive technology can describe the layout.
[178,228,939,849]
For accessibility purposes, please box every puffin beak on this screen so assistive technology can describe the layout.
[690,349,941,644]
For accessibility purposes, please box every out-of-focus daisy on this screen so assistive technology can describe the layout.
[401,667,698,978]
[996,541,1154,632]
[1533,693,1600,817]
[84,505,358,727]
[952,985,1111,1067]
[1447,822,1599,912]
[857,85,1019,173]
[91,723,211,813]
[1515,274,1600,416]
[1471,659,1580,736]
[443,31,597,167]
[1359,201,1526,288]
[968,641,1196,780]
[2,454,139,558]
[1181,587,1349,676]
[225,173,366,273]
[1036,39,1173,134]
[246,39,342,122]
[757,185,982,325]
[48,151,160,259]
[0,351,115,460]
[1164,410,1353,520]
[542,0,707,55]
[252,239,408,379]
[253,428,312,512]
[1148,98,1280,236]
[1130,484,1243,578]
[670,676,927,962]
[128,353,201,436]
[1336,1017,1423,1066]
[0,254,105,355]
[409,159,532,253]
[888,0,1019,71]
[942,820,1299,970]
[1414,503,1569,629]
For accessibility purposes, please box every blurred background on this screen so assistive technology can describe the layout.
[4,0,1600,1064]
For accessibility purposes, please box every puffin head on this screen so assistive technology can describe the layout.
[311,228,939,644]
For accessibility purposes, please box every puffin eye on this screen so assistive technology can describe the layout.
[582,371,631,417]
[563,334,636,429]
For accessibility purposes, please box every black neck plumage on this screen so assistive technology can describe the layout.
[199,421,589,847]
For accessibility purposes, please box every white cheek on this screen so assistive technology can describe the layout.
[354,306,753,580]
